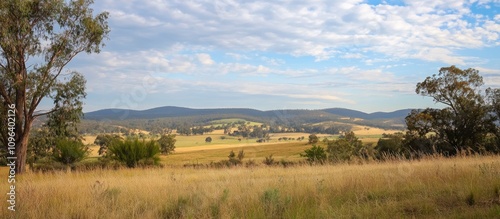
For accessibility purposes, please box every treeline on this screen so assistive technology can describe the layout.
[78,109,403,136]
[302,66,500,164]
[78,117,353,137]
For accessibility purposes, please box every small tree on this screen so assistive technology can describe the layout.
[225,149,244,166]
[375,132,405,158]
[308,134,319,144]
[158,134,176,154]
[301,145,327,164]
[327,131,366,162]
[205,136,212,143]
[408,65,496,155]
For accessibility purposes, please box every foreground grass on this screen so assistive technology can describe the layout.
[1,156,500,218]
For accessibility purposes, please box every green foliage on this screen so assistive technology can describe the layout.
[107,138,160,168]
[301,145,327,164]
[52,138,89,165]
[228,149,244,165]
[158,134,176,154]
[48,73,87,139]
[0,0,109,173]
[205,136,212,143]
[210,150,245,168]
[260,188,290,218]
[408,66,499,155]
[308,134,319,144]
[27,128,56,165]
[327,131,366,162]
[94,134,123,155]
[375,132,405,158]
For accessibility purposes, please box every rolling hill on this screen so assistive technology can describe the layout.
[84,106,412,127]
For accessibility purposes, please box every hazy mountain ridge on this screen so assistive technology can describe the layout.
[84,106,412,121]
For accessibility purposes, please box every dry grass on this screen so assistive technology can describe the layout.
[164,141,310,166]
[351,125,400,136]
[1,156,499,218]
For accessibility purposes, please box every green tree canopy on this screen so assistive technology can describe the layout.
[406,66,498,155]
[158,134,176,155]
[0,0,109,173]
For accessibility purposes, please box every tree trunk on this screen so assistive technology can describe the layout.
[15,123,31,174]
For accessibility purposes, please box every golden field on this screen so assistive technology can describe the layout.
[1,155,499,218]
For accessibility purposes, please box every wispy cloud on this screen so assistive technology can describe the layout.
[66,0,500,112]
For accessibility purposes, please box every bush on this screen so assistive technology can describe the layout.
[94,134,123,155]
[205,136,212,143]
[375,135,404,159]
[158,134,176,154]
[31,159,67,172]
[326,131,367,162]
[308,134,319,144]
[52,138,89,165]
[107,138,161,168]
[263,154,276,166]
[301,145,327,164]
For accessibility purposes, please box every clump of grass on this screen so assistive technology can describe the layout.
[466,192,475,206]
[107,138,160,168]
[260,188,290,218]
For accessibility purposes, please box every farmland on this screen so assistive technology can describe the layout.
[81,124,399,167]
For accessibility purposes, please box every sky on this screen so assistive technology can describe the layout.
[65,0,500,113]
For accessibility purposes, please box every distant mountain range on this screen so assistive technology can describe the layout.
[84,106,413,122]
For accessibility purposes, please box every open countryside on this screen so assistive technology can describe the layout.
[2,0,500,219]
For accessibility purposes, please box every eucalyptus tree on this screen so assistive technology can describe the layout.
[0,0,109,173]
[406,66,496,154]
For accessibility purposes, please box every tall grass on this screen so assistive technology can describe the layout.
[1,156,499,218]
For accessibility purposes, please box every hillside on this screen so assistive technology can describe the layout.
[84,106,411,121]
[80,106,411,134]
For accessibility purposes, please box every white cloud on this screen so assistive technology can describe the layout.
[196,53,214,65]
[68,0,500,112]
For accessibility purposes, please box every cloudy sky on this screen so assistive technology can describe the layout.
[68,0,500,113]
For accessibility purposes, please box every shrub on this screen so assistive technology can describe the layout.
[158,134,176,154]
[52,138,89,165]
[263,154,276,166]
[205,136,212,143]
[279,159,295,168]
[466,192,475,206]
[261,188,290,218]
[107,138,161,168]
[301,145,327,164]
[31,159,67,172]
[308,134,319,144]
[94,134,123,155]
[327,131,367,162]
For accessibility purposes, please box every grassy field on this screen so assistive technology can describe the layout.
[1,156,499,218]
[82,129,393,164]
[163,141,311,166]
[208,118,263,126]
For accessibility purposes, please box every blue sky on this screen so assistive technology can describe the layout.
[67,0,500,113]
